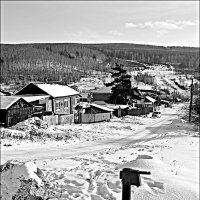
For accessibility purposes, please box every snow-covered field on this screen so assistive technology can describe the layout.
[1,104,199,200]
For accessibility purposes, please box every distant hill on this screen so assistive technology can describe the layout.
[0,43,199,85]
[85,43,199,69]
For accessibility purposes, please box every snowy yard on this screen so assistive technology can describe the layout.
[1,104,199,200]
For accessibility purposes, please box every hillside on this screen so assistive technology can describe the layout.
[86,43,199,70]
[0,43,199,86]
[0,43,107,85]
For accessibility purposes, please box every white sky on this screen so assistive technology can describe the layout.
[1,1,199,47]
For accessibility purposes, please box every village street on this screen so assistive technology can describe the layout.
[2,104,199,200]
[1,104,184,167]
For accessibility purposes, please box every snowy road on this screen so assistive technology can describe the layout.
[2,104,199,200]
[1,109,180,164]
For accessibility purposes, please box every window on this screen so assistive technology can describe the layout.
[71,97,75,106]
[64,99,69,108]
[55,101,61,111]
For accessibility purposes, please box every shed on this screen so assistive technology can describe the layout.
[0,96,33,127]
[143,96,156,111]
[75,102,113,114]
[74,102,113,123]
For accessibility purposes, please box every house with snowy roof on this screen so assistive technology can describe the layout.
[15,83,80,124]
[135,95,156,112]
[0,96,33,127]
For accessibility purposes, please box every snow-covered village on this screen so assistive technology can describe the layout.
[1,1,199,200]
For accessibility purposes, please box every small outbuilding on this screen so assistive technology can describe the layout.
[74,102,113,123]
[143,96,156,112]
[0,96,33,127]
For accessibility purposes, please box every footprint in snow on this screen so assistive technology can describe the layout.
[142,176,165,195]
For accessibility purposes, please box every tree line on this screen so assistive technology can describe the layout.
[1,43,199,86]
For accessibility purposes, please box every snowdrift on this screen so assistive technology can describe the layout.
[0,160,51,200]
[116,155,198,200]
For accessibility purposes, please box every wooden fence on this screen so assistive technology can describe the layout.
[75,113,111,123]
[127,107,153,116]
[43,114,74,126]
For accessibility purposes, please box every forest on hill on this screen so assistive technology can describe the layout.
[0,43,107,85]
[0,43,199,85]
[85,43,199,69]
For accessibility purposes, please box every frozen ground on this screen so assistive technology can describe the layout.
[1,104,199,200]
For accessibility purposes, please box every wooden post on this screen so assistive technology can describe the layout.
[122,185,131,200]
[189,78,193,122]
[118,106,121,117]
[120,168,151,200]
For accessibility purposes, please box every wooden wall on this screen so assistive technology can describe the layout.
[4,98,33,127]
[6,107,33,127]
[92,93,111,102]
[75,113,111,123]
[43,114,74,125]
[53,95,79,115]
[127,107,153,116]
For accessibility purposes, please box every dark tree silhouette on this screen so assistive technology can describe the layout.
[106,63,141,104]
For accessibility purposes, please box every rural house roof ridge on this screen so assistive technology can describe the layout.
[36,83,79,98]
[145,96,156,103]
[1,96,24,109]
[16,82,79,98]
[90,103,114,112]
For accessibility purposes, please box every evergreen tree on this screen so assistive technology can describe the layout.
[106,63,141,104]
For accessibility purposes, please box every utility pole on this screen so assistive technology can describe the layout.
[189,78,193,122]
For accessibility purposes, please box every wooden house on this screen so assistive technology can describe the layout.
[18,95,51,118]
[0,96,33,127]
[74,102,113,123]
[143,96,156,111]
[15,83,80,125]
[15,95,50,109]
[91,86,112,102]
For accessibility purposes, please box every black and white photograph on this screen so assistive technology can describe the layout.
[1,1,199,199]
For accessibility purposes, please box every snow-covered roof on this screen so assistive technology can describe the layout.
[137,85,153,91]
[161,100,170,104]
[18,95,50,103]
[1,96,23,109]
[90,103,114,112]
[106,104,130,110]
[145,96,156,103]
[76,102,90,109]
[75,102,113,112]
[35,84,79,98]
[92,101,106,105]
[91,86,112,94]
